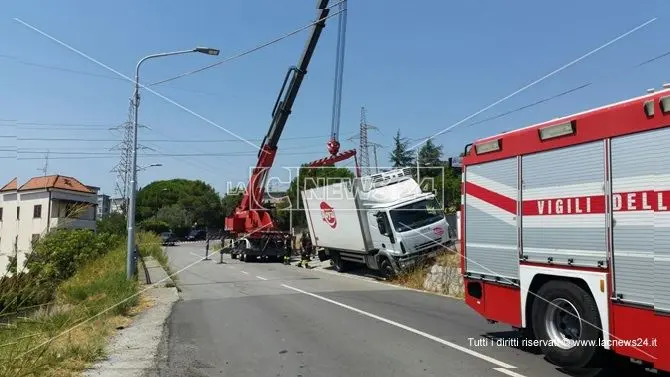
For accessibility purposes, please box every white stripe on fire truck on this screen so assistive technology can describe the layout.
[465,171,517,199]
[522,215,604,228]
[465,195,516,226]
[612,174,670,191]
[522,182,604,201]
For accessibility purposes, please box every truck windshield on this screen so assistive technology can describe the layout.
[389,198,444,232]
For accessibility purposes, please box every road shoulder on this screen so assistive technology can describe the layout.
[82,257,179,377]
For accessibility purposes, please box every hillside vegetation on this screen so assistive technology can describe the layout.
[0,228,164,377]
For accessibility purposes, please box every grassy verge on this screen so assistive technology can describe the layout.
[390,249,462,296]
[0,233,167,377]
[137,232,177,285]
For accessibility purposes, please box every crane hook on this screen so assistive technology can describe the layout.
[327,138,341,156]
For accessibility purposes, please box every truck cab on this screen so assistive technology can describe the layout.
[360,169,452,275]
[302,167,455,278]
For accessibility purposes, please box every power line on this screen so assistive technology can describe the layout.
[16,150,325,160]
[410,47,670,143]
[0,54,225,97]
[16,135,329,142]
[148,7,345,87]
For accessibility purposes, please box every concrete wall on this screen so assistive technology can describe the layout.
[17,191,50,258]
[0,192,18,271]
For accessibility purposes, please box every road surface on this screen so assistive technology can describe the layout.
[149,243,654,377]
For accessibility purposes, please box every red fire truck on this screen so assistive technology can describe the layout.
[460,86,670,373]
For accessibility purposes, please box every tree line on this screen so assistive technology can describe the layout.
[114,130,462,236]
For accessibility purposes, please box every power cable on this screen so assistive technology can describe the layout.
[0,54,225,97]
[16,151,326,160]
[17,134,329,142]
[410,47,670,143]
[148,6,345,87]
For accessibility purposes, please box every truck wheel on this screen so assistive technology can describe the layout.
[380,258,396,280]
[331,252,348,273]
[531,280,603,369]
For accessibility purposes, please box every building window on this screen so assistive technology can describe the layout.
[33,204,42,218]
[16,207,19,220]
[0,207,3,221]
[31,234,40,249]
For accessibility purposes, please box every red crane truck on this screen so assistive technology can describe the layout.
[224,0,356,261]
[460,86,670,373]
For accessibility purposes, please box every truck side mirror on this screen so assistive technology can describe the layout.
[376,213,395,244]
[376,215,387,235]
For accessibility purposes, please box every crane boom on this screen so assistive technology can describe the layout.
[225,0,331,236]
[327,0,347,156]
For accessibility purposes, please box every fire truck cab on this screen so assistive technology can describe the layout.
[460,86,670,372]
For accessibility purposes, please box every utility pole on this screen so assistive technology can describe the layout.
[126,46,219,280]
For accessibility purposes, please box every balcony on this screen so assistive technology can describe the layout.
[50,217,96,230]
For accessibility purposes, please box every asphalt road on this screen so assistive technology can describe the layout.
[149,243,655,377]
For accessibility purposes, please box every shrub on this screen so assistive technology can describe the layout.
[26,229,122,284]
[96,213,127,236]
[0,229,123,313]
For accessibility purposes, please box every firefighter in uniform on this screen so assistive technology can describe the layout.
[297,232,312,268]
[283,233,292,265]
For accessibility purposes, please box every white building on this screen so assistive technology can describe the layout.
[97,194,111,218]
[0,175,98,272]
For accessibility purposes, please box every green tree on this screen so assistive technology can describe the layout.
[136,179,223,228]
[389,130,414,167]
[418,138,443,167]
[155,204,193,236]
[221,188,244,218]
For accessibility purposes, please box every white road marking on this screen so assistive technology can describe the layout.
[241,271,249,275]
[493,367,528,377]
[256,276,268,281]
[281,284,518,371]
[189,252,205,259]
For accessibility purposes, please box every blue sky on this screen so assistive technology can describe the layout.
[1,0,666,197]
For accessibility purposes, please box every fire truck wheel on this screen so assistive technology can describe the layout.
[531,280,603,369]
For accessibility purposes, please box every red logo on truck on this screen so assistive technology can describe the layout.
[432,227,444,236]
[320,201,337,228]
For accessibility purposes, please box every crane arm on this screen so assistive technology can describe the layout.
[225,0,331,236]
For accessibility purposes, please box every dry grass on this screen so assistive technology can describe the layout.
[390,249,462,295]
[0,245,144,377]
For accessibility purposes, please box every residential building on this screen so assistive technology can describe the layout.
[110,197,126,215]
[0,175,98,272]
[97,194,111,218]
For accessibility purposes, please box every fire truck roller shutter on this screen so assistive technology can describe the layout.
[521,140,607,269]
[653,127,670,315]
[610,128,669,308]
[464,157,519,281]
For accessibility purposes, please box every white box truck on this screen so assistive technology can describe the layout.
[301,167,455,278]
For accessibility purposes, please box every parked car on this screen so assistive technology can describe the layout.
[160,231,178,246]
[185,229,207,241]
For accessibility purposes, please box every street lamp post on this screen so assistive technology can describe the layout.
[126,47,219,280]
